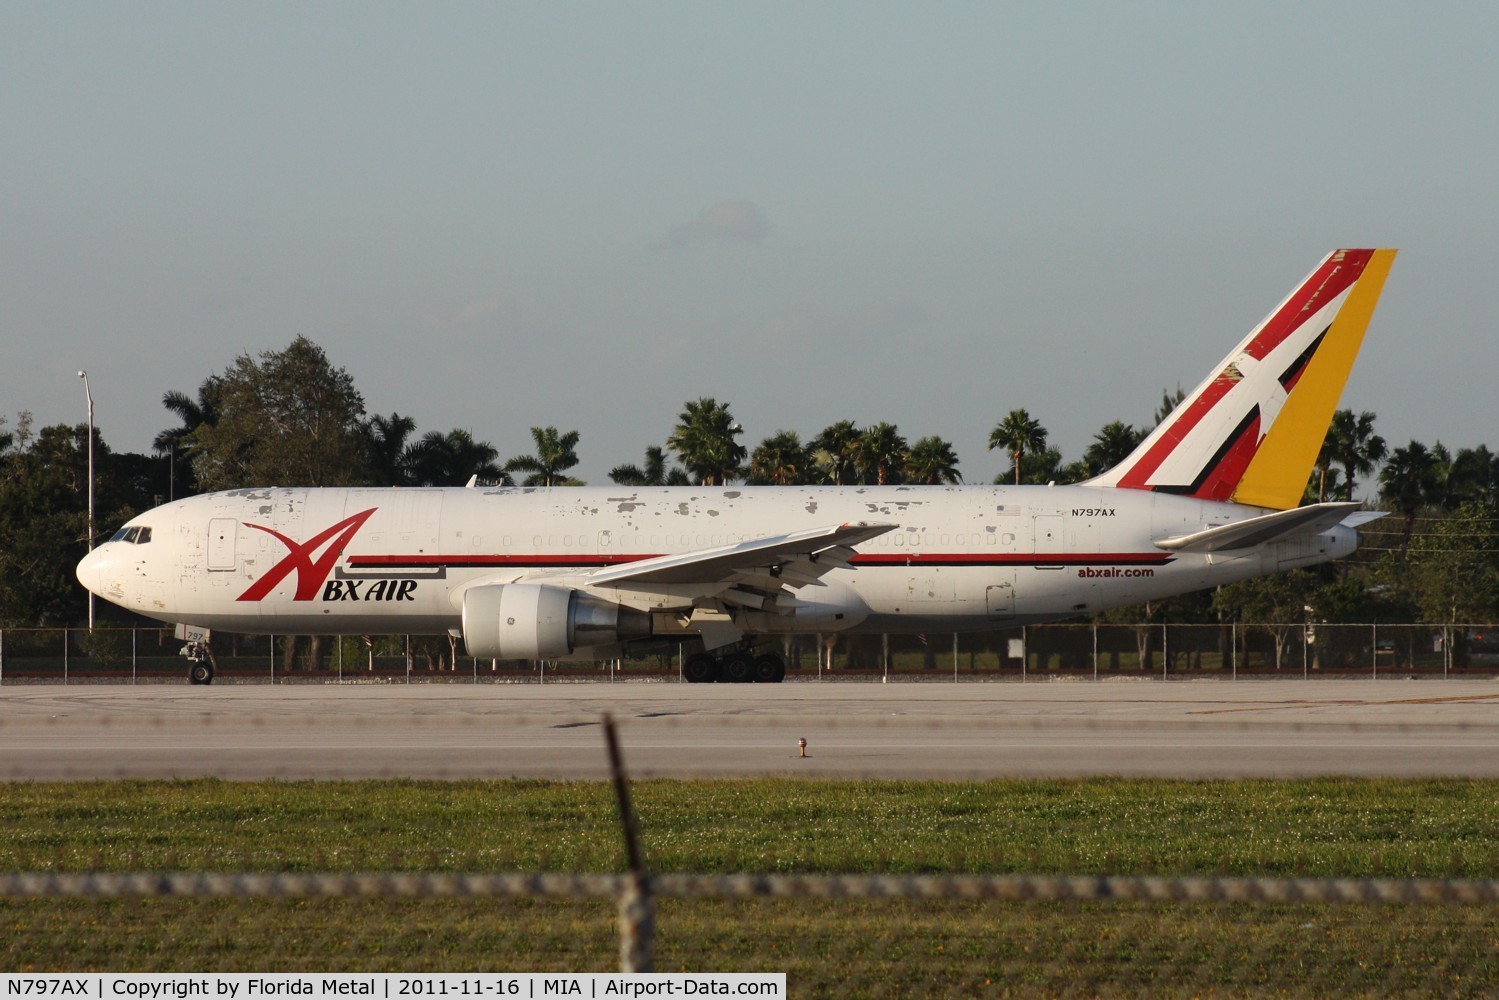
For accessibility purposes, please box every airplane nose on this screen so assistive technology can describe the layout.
[75,546,112,598]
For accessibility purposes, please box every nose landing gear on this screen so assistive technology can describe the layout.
[181,642,216,685]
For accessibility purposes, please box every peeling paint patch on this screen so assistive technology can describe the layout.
[723,491,741,499]
[616,503,640,513]
[676,503,691,516]
[805,501,819,514]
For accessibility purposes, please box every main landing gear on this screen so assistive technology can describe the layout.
[683,647,787,684]
[182,641,216,685]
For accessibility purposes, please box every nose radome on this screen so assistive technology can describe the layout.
[75,546,113,598]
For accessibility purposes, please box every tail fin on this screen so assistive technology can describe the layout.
[1092,248,1396,510]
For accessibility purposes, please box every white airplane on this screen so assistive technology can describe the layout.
[78,249,1395,685]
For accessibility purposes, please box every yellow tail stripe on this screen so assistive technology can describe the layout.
[1231,249,1397,510]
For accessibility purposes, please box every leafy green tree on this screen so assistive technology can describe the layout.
[748,430,813,485]
[904,436,962,485]
[0,420,147,626]
[855,422,908,485]
[185,337,371,490]
[1408,501,1499,628]
[810,420,862,486]
[989,409,1047,486]
[610,445,689,486]
[667,398,746,486]
[410,429,510,486]
[505,426,583,486]
[1213,570,1318,671]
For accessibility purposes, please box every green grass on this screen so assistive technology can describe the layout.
[3,778,1499,994]
[3,777,1499,877]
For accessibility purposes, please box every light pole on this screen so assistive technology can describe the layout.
[78,370,94,631]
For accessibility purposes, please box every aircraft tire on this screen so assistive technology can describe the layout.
[753,654,786,683]
[683,653,719,684]
[721,652,756,684]
[188,662,214,686]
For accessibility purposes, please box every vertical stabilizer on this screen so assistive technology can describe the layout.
[1092,249,1396,510]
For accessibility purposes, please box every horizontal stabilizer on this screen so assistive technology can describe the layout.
[1153,502,1373,553]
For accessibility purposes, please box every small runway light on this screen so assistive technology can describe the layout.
[798,738,808,758]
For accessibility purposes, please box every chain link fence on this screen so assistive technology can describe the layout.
[5,861,1499,992]
[5,622,1497,683]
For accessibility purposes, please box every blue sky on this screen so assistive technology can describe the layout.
[5,2,1497,486]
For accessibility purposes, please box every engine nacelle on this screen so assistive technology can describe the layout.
[461,584,651,659]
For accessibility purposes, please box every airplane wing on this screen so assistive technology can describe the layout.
[586,521,895,592]
[1152,502,1384,553]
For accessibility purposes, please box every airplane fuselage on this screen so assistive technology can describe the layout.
[79,483,1356,644]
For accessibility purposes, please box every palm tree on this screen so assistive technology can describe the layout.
[1323,409,1387,502]
[364,412,419,486]
[1154,386,1186,427]
[904,436,962,485]
[505,426,583,486]
[1445,445,1499,508]
[610,445,689,486]
[1078,420,1145,479]
[749,431,812,485]
[809,420,862,485]
[410,429,510,486]
[855,422,908,485]
[1379,441,1445,551]
[667,398,746,486]
[988,409,1047,486]
[154,385,218,497]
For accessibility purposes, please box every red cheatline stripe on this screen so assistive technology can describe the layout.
[348,552,1173,569]
[349,553,651,568]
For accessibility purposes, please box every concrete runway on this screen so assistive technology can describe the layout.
[1,679,1497,780]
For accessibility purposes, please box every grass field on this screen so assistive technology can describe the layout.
[3,778,1498,996]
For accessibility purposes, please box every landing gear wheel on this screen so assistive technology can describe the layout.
[188,661,214,685]
[683,653,719,684]
[721,652,756,684]
[753,654,786,684]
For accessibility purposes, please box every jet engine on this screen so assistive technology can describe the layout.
[461,583,651,659]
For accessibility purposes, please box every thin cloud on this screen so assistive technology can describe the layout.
[655,200,770,250]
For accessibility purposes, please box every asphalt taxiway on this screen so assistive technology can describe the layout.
[2,679,1497,780]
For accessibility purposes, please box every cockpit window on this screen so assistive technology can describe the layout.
[108,526,153,544]
[136,527,152,544]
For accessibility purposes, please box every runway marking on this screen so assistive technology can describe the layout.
[1189,694,1499,715]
